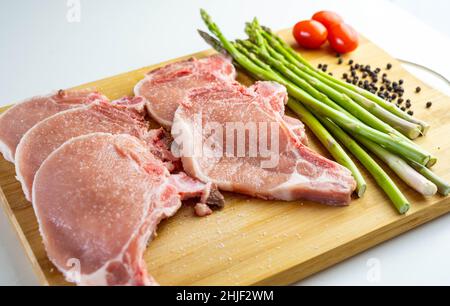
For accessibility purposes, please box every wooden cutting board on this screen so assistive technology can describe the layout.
[1,29,449,286]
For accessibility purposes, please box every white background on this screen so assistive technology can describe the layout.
[0,0,449,285]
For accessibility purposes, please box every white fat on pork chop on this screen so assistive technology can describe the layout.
[172,81,356,205]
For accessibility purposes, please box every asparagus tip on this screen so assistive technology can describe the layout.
[426,156,437,168]
[197,29,229,56]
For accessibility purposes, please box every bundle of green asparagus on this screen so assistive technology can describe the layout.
[198,9,450,214]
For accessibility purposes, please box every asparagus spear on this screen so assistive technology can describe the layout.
[199,9,430,166]
[353,135,437,196]
[240,38,422,141]
[260,26,431,135]
[316,115,410,214]
[409,162,450,196]
[287,100,367,197]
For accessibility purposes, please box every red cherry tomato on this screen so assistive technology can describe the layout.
[312,11,343,30]
[292,20,328,49]
[328,23,359,53]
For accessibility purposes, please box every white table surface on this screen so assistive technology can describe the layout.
[0,0,449,286]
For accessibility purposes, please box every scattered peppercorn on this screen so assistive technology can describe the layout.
[426,101,432,108]
[415,86,421,93]
[338,58,343,65]
[407,110,414,116]
[349,59,354,65]
[386,63,392,70]
[399,79,404,85]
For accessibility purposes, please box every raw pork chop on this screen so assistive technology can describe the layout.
[0,90,105,162]
[134,55,236,128]
[172,81,356,205]
[15,100,149,201]
[33,133,213,285]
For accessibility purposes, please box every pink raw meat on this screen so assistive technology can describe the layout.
[15,100,149,201]
[0,90,106,162]
[172,81,356,205]
[33,133,213,285]
[134,55,237,128]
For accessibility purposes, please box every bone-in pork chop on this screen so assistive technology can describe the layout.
[0,90,105,162]
[32,133,202,285]
[172,81,356,205]
[134,55,237,128]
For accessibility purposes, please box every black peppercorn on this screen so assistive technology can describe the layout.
[426,101,432,108]
[407,110,414,116]
[415,86,421,93]
[386,63,392,70]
